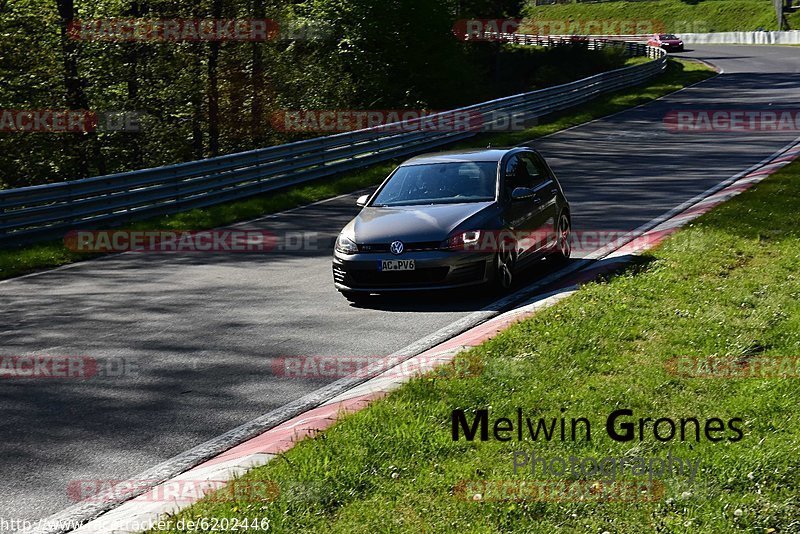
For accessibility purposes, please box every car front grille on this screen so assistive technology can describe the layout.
[357,241,441,253]
[332,265,347,285]
[347,267,450,287]
[335,259,486,289]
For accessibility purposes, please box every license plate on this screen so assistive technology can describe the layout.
[379,259,416,271]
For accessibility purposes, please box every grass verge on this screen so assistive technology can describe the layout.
[523,0,800,33]
[0,58,714,281]
[151,155,800,532]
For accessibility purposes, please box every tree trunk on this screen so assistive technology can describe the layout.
[55,0,98,178]
[207,0,223,156]
[125,1,144,168]
[250,0,265,145]
[191,43,204,160]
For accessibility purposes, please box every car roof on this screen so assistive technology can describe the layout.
[401,148,534,166]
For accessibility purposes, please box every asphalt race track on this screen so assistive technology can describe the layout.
[1,45,798,524]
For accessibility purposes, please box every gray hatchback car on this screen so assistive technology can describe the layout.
[332,147,571,301]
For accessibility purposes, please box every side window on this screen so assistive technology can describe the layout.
[504,155,532,194]
[520,154,550,188]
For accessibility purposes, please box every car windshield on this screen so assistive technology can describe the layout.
[660,34,678,40]
[371,162,497,207]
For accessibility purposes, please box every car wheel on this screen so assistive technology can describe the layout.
[490,240,515,292]
[551,211,571,262]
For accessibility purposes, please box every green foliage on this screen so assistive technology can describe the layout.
[1,0,627,189]
[524,0,789,33]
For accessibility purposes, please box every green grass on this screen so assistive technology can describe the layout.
[150,155,800,532]
[524,0,799,33]
[0,58,714,281]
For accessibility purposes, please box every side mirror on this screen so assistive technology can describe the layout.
[511,187,535,202]
[356,194,369,207]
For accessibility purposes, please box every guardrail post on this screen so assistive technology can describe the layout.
[67,182,76,231]
[175,169,181,208]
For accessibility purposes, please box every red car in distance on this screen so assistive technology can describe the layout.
[648,33,685,52]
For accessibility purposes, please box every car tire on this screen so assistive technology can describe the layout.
[488,238,515,293]
[550,211,572,263]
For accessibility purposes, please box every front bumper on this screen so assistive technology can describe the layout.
[332,250,494,292]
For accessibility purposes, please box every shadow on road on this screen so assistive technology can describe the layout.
[345,256,576,312]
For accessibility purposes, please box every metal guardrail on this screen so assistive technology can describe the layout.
[0,37,666,248]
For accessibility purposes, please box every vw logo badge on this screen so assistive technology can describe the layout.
[390,241,404,255]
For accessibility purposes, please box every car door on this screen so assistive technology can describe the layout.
[520,152,560,257]
[502,154,539,261]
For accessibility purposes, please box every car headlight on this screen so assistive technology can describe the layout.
[335,234,358,255]
[441,230,482,251]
